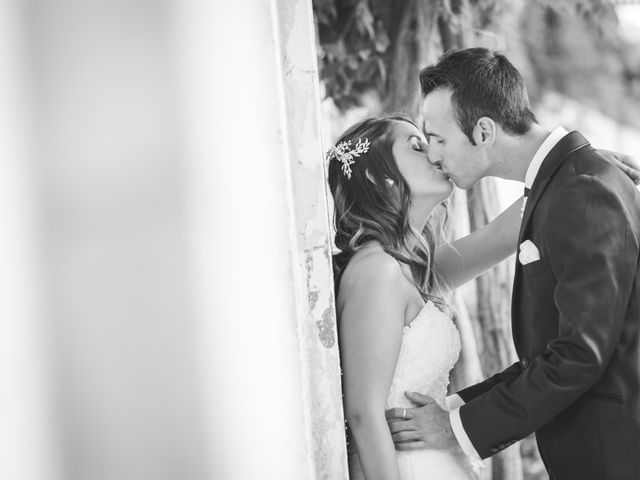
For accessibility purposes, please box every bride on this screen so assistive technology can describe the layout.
[328,115,520,479]
[327,115,638,479]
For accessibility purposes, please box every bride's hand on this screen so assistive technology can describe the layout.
[385,392,459,452]
[598,149,640,185]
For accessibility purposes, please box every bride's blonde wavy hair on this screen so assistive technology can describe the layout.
[328,115,450,311]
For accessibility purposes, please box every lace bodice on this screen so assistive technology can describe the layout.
[386,301,461,409]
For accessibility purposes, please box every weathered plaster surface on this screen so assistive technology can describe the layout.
[274,0,348,478]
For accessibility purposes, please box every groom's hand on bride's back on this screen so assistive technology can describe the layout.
[384,391,458,451]
[598,149,640,185]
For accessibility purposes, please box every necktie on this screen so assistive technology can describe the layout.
[521,187,531,218]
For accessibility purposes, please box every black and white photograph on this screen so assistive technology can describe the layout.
[2,1,640,479]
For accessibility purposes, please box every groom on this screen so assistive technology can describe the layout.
[387,48,640,479]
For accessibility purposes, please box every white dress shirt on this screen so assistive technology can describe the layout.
[447,126,570,462]
[524,126,569,190]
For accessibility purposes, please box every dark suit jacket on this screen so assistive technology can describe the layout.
[457,132,640,479]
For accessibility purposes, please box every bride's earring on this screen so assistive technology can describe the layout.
[385,177,395,187]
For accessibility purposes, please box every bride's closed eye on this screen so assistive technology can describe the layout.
[411,138,427,152]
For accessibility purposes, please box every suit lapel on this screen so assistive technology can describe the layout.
[517,131,591,245]
[511,131,590,352]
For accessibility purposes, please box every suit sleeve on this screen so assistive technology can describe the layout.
[456,362,522,403]
[458,174,638,459]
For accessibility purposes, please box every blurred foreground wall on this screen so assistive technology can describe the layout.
[0,0,345,479]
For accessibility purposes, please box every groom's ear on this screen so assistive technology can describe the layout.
[472,117,496,146]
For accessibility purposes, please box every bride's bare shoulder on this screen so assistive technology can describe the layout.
[338,245,410,305]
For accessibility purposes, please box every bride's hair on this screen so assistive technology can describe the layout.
[327,115,450,310]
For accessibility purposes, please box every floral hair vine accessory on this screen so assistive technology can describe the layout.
[325,137,371,179]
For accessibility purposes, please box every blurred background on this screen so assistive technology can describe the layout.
[314,0,640,478]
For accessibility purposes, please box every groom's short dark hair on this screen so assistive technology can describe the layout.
[419,48,536,142]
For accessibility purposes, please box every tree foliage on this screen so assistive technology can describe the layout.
[314,0,395,110]
[314,0,636,124]
[523,1,640,127]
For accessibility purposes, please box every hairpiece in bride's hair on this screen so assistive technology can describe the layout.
[325,137,371,179]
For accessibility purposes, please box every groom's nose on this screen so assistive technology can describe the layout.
[426,151,441,166]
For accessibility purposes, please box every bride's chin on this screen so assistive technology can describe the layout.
[440,182,454,200]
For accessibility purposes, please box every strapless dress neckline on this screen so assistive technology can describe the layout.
[403,300,443,330]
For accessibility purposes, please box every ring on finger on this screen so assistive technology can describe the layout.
[402,408,406,420]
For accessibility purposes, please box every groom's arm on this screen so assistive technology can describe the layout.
[451,361,521,404]
[457,174,638,459]
[443,361,522,462]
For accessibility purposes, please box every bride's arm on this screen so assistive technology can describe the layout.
[433,149,640,291]
[434,197,522,290]
[338,253,408,480]
[598,148,640,184]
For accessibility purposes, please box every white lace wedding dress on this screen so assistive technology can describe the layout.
[347,301,476,479]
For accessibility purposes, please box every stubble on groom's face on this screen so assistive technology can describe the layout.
[421,90,485,190]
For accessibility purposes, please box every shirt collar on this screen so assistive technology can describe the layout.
[524,126,569,189]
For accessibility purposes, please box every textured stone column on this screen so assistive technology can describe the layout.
[176,0,346,478]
